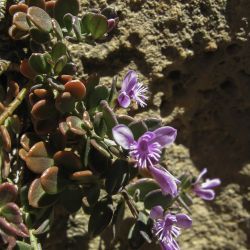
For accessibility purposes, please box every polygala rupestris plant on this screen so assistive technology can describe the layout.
[0,0,220,249]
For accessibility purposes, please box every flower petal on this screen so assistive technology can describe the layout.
[112,125,134,150]
[153,126,177,147]
[148,165,179,197]
[122,70,137,92]
[201,178,221,189]
[194,188,215,200]
[118,92,131,108]
[150,206,164,220]
[194,168,207,185]
[176,214,192,229]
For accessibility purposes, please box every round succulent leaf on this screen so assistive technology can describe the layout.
[51,42,67,62]
[0,217,28,238]
[69,170,97,184]
[105,159,130,195]
[54,0,80,26]
[61,62,77,75]
[53,150,82,174]
[40,166,68,194]
[0,125,11,153]
[87,85,109,110]
[28,53,51,74]
[66,116,86,136]
[25,141,54,174]
[0,183,18,206]
[51,18,63,40]
[143,189,173,210]
[85,13,108,39]
[0,203,22,224]
[28,178,58,208]
[128,120,148,140]
[30,27,50,44]
[63,13,73,32]
[85,73,100,98]
[54,55,68,74]
[88,197,113,237]
[9,4,29,16]
[31,99,57,120]
[58,121,70,136]
[20,132,40,151]
[13,12,29,31]
[126,178,160,201]
[19,59,36,79]
[26,0,45,9]
[55,92,76,113]
[64,80,86,101]
[8,25,29,40]
[27,6,52,32]
[19,148,28,161]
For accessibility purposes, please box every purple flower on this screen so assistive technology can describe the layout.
[112,124,177,169]
[112,125,178,196]
[150,206,192,250]
[192,168,221,200]
[118,70,148,108]
[148,165,180,197]
[107,18,119,32]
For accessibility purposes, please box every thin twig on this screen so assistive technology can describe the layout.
[121,189,139,218]
[0,87,28,125]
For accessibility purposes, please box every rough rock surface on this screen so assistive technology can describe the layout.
[64,0,250,249]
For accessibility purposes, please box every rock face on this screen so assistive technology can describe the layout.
[65,0,250,249]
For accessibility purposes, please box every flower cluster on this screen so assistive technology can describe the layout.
[113,70,221,249]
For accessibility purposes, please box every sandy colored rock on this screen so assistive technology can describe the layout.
[62,0,250,249]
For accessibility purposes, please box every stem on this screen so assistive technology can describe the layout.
[29,229,41,250]
[121,190,139,218]
[0,87,28,125]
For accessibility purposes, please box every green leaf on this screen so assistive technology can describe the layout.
[101,100,118,138]
[0,203,22,224]
[128,120,148,140]
[105,159,130,195]
[87,85,109,110]
[27,6,52,32]
[51,42,67,62]
[88,197,113,237]
[51,18,63,40]
[15,241,32,250]
[128,212,152,249]
[28,53,51,74]
[54,55,68,74]
[30,27,50,44]
[54,0,80,26]
[84,13,108,39]
[143,189,173,210]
